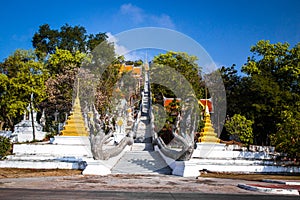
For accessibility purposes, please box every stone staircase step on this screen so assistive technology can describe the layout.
[134,118,152,143]
[131,143,154,151]
[111,151,172,175]
[1,153,88,170]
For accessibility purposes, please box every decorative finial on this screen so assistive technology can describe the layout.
[77,77,80,99]
[205,87,210,116]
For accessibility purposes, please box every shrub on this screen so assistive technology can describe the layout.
[224,114,254,146]
[0,136,12,158]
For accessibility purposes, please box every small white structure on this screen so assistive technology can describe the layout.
[12,106,46,142]
[0,131,12,138]
[0,136,91,170]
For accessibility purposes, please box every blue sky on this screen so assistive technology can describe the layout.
[0,0,299,70]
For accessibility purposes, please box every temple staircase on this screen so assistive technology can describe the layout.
[111,68,171,175]
[111,121,171,175]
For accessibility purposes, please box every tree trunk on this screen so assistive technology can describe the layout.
[30,102,36,141]
[7,116,14,132]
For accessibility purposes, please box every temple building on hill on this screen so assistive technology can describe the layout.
[163,97,213,114]
[119,64,142,78]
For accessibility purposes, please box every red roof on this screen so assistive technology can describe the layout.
[198,99,213,113]
[119,64,142,77]
[132,67,142,77]
[163,98,181,107]
[119,65,132,72]
[163,97,213,113]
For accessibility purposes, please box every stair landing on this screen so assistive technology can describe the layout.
[111,147,172,175]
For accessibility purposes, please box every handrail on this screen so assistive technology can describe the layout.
[147,67,193,161]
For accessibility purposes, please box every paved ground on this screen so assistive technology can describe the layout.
[0,174,299,199]
[0,171,299,199]
[0,174,262,194]
[0,174,294,193]
[0,188,298,200]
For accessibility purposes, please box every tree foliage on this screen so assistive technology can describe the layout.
[0,49,49,130]
[0,24,117,133]
[220,65,243,116]
[47,47,88,75]
[270,103,300,157]
[0,136,11,157]
[151,52,204,143]
[242,40,300,146]
[224,114,254,146]
[81,39,119,115]
[33,47,89,132]
[223,40,300,157]
[32,24,113,130]
[152,51,204,100]
[32,24,107,58]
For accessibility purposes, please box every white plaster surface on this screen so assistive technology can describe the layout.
[13,143,93,158]
[155,145,300,177]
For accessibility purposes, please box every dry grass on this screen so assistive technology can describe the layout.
[0,168,299,182]
[0,168,82,179]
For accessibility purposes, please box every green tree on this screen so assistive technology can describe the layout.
[220,65,243,116]
[124,59,143,66]
[43,68,79,123]
[0,136,11,157]
[41,48,88,131]
[0,49,49,133]
[165,98,181,126]
[87,33,108,52]
[32,24,59,58]
[241,40,300,147]
[224,114,254,146]
[32,24,118,128]
[203,69,227,136]
[32,24,107,58]
[47,47,87,75]
[152,51,204,100]
[151,52,204,143]
[83,40,120,115]
[59,24,87,53]
[271,105,300,157]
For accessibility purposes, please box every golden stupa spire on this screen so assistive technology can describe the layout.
[198,87,220,143]
[60,78,89,136]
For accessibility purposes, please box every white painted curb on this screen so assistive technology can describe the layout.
[262,179,300,186]
[237,183,299,196]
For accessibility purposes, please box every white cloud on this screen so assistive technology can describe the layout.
[107,32,142,61]
[151,14,175,29]
[119,3,175,29]
[120,3,144,24]
[107,32,128,55]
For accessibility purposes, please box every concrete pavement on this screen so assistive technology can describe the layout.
[1,188,299,200]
